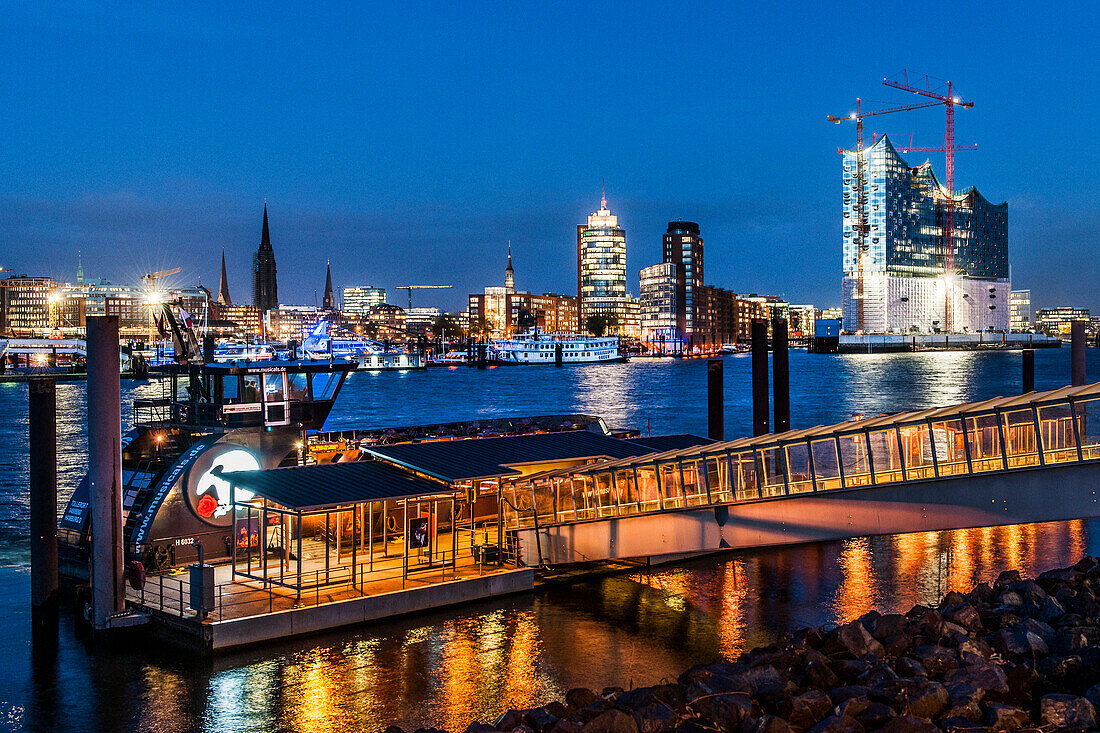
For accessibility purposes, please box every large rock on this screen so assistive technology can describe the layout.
[565,688,600,710]
[984,703,1030,732]
[583,709,639,733]
[688,692,752,731]
[877,715,939,733]
[805,714,864,733]
[874,679,948,719]
[780,690,832,730]
[1040,693,1097,729]
[827,621,885,659]
[945,661,1009,695]
[942,604,984,633]
[908,645,959,676]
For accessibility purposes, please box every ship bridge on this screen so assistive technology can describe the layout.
[503,383,1100,566]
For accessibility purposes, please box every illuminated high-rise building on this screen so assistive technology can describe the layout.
[663,221,703,339]
[841,135,1009,333]
[578,191,630,333]
[252,202,278,312]
[343,286,386,313]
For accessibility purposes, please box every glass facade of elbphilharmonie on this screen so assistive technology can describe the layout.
[841,135,1009,333]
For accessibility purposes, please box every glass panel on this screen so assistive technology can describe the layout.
[706,456,731,503]
[635,467,661,511]
[311,372,338,401]
[838,433,872,487]
[554,477,576,522]
[263,373,286,402]
[965,413,1003,472]
[594,473,615,516]
[731,451,758,500]
[1001,408,1040,468]
[1078,398,1100,461]
[784,443,813,494]
[682,459,708,506]
[287,372,308,401]
[757,447,786,497]
[930,419,968,476]
[242,375,262,403]
[898,423,935,479]
[868,429,903,483]
[222,375,240,403]
[615,469,638,514]
[659,462,682,508]
[1039,402,1078,464]
[573,475,596,520]
[810,439,842,490]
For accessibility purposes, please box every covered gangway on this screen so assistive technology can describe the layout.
[503,382,1100,533]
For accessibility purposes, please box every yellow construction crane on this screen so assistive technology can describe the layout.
[394,284,452,310]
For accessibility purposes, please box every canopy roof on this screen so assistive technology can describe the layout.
[226,459,450,512]
[365,430,693,482]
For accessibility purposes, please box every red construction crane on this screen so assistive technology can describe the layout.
[827,98,942,331]
[883,71,973,332]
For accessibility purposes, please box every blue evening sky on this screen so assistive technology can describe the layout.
[0,2,1096,313]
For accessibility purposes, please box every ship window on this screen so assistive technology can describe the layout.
[311,372,339,401]
[287,372,308,401]
[221,375,240,403]
[242,376,262,403]
[264,373,286,403]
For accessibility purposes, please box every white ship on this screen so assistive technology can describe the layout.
[492,331,626,365]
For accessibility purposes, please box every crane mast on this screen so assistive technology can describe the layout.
[883,71,973,332]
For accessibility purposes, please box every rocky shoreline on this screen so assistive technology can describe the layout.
[393,557,1100,733]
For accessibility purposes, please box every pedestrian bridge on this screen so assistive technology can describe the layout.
[505,383,1100,566]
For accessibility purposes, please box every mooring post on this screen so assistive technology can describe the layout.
[87,316,124,630]
[555,342,563,367]
[478,342,487,370]
[29,378,58,629]
[707,359,724,441]
[1072,321,1086,387]
[1023,349,1035,394]
[202,334,214,364]
[751,318,769,436]
[773,318,790,434]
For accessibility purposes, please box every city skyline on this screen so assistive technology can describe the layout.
[1,3,1097,314]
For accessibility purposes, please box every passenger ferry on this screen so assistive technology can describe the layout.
[359,351,425,370]
[492,330,626,365]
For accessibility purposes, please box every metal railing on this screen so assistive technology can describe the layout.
[128,540,521,623]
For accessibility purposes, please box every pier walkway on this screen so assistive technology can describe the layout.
[504,383,1100,565]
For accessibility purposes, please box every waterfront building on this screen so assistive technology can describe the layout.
[788,304,817,339]
[1010,290,1032,332]
[367,303,407,336]
[578,194,631,334]
[841,135,1009,333]
[820,306,842,321]
[405,307,441,337]
[211,304,263,338]
[1036,307,1091,337]
[270,305,324,342]
[343,286,386,314]
[639,263,679,349]
[252,202,278,312]
[505,293,578,334]
[663,221,704,338]
[0,275,52,336]
[217,250,232,306]
[322,261,336,310]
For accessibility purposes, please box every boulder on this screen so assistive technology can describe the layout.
[565,688,600,710]
[752,714,794,733]
[945,662,1009,695]
[909,645,959,676]
[805,714,864,733]
[583,709,639,733]
[1039,693,1097,729]
[688,692,753,731]
[984,703,1030,732]
[942,604,983,633]
[780,690,832,730]
[877,715,939,733]
[826,621,885,659]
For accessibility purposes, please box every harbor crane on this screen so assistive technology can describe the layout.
[394,284,452,310]
[883,70,974,332]
[827,98,942,332]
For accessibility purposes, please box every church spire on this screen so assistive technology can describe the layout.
[504,240,515,294]
[76,250,84,287]
[601,179,607,211]
[260,200,272,251]
[217,249,232,305]
[322,260,335,310]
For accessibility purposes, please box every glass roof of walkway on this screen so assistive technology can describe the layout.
[502,382,1100,529]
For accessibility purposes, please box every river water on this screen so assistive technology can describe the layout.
[0,348,1096,732]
